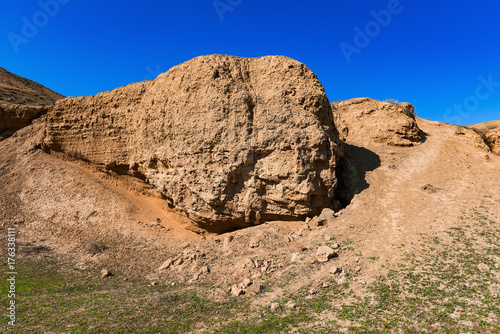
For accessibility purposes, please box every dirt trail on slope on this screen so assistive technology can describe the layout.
[330,118,500,281]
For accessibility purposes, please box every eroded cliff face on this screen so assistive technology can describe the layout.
[44,55,343,231]
[0,103,51,140]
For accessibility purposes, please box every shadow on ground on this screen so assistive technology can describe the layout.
[334,143,381,207]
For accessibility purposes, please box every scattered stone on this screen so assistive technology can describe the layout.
[309,288,317,295]
[324,235,333,242]
[181,242,190,249]
[150,281,157,286]
[331,243,340,249]
[253,259,264,268]
[246,281,262,296]
[483,154,491,161]
[316,246,337,263]
[308,216,326,228]
[358,279,366,285]
[100,269,113,278]
[310,260,316,265]
[270,303,280,311]
[286,301,296,309]
[231,285,244,297]
[159,259,173,270]
[354,266,362,273]
[199,266,210,275]
[240,278,252,289]
[322,282,330,288]
[251,273,262,280]
[318,208,335,223]
[173,257,184,266]
[330,266,341,275]
[355,257,360,263]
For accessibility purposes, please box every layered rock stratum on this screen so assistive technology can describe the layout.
[44,55,343,230]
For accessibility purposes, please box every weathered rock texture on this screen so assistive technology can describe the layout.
[44,55,343,231]
[332,98,422,146]
[451,125,491,152]
[469,121,500,155]
[0,103,51,140]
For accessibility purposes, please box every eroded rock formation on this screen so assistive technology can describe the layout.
[332,98,422,146]
[469,121,500,155]
[0,103,51,140]
[44,55,343,231]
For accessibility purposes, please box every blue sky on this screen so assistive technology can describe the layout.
[1,0,499,125]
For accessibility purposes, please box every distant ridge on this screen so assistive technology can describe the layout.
[0,67,64,105]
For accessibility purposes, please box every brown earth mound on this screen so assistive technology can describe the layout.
[469,120,500,155]
[0,67,64,141]
[0,67,64,105]
[332,97,422,146]
[43,55,343,231]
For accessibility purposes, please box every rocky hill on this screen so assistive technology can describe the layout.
[0,67,64,140]
[0,67,63,105]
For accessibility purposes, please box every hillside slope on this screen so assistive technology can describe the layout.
[0,67,64,105]
[0,67,64,140]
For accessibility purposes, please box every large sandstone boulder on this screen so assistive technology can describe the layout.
[332,98,422,146]
[44,55,343,231]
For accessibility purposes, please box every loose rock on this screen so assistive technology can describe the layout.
[100,269,113,278]
[231,285,244,297]
[159,259,173,270]
[316,246,337,263]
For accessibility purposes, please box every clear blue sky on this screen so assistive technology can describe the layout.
[1,0,499,125]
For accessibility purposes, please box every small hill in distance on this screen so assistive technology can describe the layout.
[0,67,64,105]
